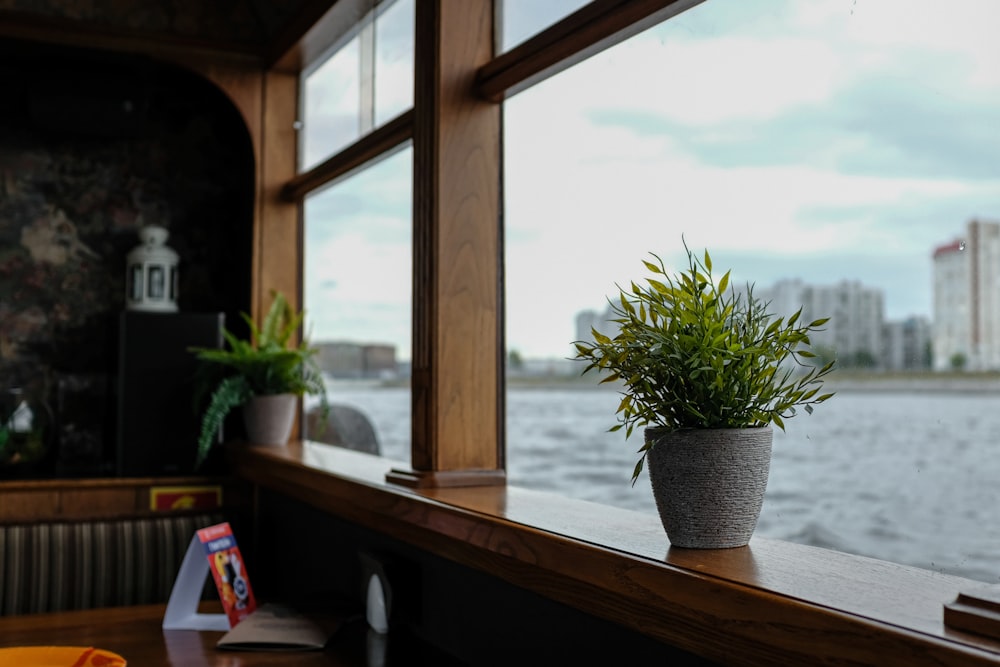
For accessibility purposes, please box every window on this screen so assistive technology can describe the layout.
[299,0,414,171]
[302,148,413,463]
[504,0,1000,582]
[249,1,1000,660]
[298,0,414,462]
[499,0,591,52]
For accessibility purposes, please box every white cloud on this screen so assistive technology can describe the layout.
[501,0,1000,358]
[299,0,1000,360]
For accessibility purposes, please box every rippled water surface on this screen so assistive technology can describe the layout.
[324,383,1000,582]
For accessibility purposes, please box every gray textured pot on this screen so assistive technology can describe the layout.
[242,393,297,446]
[644,426,773,549]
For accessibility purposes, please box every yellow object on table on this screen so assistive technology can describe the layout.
[0,646,126,666]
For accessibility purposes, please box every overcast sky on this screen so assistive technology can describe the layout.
[304,0,1000,361]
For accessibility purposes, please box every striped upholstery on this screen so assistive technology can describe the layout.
[0,513,226,616]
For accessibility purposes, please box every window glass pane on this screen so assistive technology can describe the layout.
[302,35,361,171]
[499,0,591,52]
[301,0,413,172]
[504,0,1000,581]
[303,147,412,464]
[375,0,414,126]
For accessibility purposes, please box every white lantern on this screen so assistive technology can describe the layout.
[126,225,179,312]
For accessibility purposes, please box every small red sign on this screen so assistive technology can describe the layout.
[150,485,222,512]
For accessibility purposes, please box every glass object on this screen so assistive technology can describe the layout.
[302,37,361,170]
[499,0,590,52]
[302,146,413,463]
[375,0,414,127]
[300,0,414,172]
[503,0,1000,580]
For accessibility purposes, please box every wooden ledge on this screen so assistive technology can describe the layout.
[385,467,506,488]
[232,440,1000,666]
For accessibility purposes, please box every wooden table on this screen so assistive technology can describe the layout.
[0,604,463,666]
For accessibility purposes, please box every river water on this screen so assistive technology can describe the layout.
[322,383,1000,583]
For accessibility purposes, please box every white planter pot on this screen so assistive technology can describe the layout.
[242,394,297,446]
[645,426,773,549]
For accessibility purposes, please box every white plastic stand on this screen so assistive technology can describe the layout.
[162,533,232,631]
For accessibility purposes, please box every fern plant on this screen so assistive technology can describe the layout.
[191,291,327,469]
[573,239,835,484]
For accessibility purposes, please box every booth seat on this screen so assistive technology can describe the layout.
[0,512,226,616]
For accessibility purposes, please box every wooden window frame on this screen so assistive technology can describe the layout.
[253,1,1000,664]
[288,0,699,486]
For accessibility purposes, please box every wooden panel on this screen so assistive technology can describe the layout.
[57,486,142,519]
[396,0,503,486]
[254,69,301,321]
[235,441,1000,666]
[0,488,62,523]
[0,11,262,66]
[183,62,264,152]
[0,477,247,523]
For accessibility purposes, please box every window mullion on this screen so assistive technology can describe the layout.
[386,0,504,489]
[358,12,376,135]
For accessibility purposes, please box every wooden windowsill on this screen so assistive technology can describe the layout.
[232,440,1000,666]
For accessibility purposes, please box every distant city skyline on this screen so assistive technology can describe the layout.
[574,270,928,371]
[561,221,981,364]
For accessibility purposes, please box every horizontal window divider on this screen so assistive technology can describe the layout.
[283,109,413,201]
[476,0,703,102]
[232,440,1000,667]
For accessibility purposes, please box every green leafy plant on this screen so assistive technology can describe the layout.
[191,291,327,469]
[573,240,835,484]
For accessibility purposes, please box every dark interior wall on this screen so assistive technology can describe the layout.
[0,37,254,477]
[255,491,719,666]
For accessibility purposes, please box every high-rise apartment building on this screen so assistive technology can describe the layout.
[932,219,1000,371]
[883,316,932,371]
[575,306,617,345]
[757,279,885,368]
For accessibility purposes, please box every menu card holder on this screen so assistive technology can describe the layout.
[163,522,257,631]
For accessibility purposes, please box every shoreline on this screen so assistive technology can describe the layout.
[328,371,1000,393]
[514,371,1000,393]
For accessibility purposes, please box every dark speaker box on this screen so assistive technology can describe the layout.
[116,311,223,476]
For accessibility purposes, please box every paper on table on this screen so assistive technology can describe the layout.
[216,604,343,651]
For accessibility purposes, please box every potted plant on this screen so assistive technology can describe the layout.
[573,240,835,548]
[191,291,327,469]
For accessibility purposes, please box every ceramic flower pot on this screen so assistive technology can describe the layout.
[644,426,773,549]
[242,394,297,446]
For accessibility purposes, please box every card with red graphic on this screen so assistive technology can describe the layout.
[197,522,257,627]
